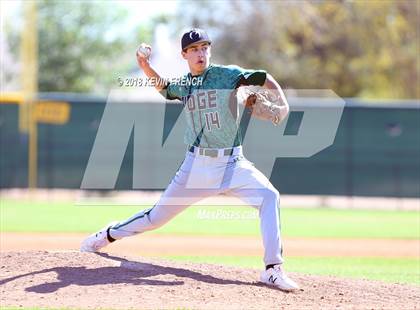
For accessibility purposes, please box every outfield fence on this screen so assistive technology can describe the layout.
[0,93,419,198]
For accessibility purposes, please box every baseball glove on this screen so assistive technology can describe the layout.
[239,87,285,125]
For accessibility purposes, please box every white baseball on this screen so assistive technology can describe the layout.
[137,43,151,58]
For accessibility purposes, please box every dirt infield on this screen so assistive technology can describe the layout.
[0,251,419,310]
[1,233,418,309]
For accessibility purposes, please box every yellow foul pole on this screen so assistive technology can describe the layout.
[20,1,38,188]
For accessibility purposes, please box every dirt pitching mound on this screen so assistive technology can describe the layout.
[1,251,418,309]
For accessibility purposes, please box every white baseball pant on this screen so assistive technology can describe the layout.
[109,146,284,266]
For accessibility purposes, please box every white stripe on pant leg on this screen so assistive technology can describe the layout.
[109,202,193,239]
[109,207,154,239]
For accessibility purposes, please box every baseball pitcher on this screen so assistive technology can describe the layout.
[81,28,299,291]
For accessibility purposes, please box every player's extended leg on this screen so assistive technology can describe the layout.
[225,168,283,266]
[80,152,220,252]
[223,158,299,291]
[108,181,217,240]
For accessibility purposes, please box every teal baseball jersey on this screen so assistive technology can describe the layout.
[160,64,267,148]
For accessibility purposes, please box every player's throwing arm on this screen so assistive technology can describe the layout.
[136,43,167,91]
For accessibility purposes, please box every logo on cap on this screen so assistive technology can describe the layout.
[182,28,211,50]
[189,30,201,40]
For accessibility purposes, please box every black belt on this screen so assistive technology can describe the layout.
[189,146,234,158]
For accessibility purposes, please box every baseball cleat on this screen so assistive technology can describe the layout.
[260,264,299,291]
[80,221,118,253]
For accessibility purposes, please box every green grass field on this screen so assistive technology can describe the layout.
[1,198,419,284]
[1,199,419,239]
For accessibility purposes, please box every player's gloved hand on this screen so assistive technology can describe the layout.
[240,86,287,126]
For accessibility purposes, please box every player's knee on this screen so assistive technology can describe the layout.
[147,218,165,230]
[147,215,171,230]
[265,187,280,204]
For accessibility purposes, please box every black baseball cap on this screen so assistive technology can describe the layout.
[181,28,212,51]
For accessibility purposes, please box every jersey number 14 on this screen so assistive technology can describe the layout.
[204,111,220,131]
